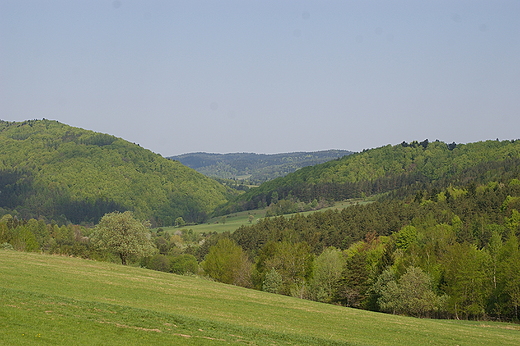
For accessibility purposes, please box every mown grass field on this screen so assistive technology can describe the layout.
[161,199,370,234]
[1,250,519,345]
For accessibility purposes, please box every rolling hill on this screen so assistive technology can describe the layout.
[1,250,519,346]
[169,150,352,183]
[0,119,231,225]
[224,139,520,213]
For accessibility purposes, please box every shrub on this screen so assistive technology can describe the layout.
[170,254,199,275]
[1,242,14,250]
[147,254,170,272]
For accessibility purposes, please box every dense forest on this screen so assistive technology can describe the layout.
[206,178,520,321]
[0,120,232,225]
[219,139,520,214]
[169,150,352,183]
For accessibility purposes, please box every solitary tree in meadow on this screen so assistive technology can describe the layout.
[90,211,156,265]
[175,217,186,228]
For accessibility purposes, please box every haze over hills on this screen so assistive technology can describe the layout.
[169,150,353,183]
[0,119,231,225]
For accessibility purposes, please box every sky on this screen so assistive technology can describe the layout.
[1,1,519,156]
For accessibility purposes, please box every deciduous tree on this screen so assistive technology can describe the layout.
[202,238,252,287]
[443,243,491,319]
[256,241,314,296]
[308,247,344,303]
[90,211,156,265]
[373,266,444,317]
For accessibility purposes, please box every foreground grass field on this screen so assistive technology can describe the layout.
[1,251,519,345]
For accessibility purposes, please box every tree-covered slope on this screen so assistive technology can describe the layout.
[0,119,230,225]
[224,139,520,212]
[169,150,352,183]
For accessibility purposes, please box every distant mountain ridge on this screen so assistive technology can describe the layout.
[0,119,231,225]
[168,150,353,183]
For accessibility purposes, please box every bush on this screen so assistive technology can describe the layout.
[170,254,199,275]
[1,242,14,250]
[147,254,170,272]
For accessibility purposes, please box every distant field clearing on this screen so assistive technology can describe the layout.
[159,199,371,234]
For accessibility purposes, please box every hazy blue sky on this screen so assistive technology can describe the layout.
[2,1,519,156]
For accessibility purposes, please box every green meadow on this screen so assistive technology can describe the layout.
[163,199,369,234]
[1,250,519,345]
[181,208,268,234]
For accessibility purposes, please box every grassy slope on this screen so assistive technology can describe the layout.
[163,208,268,234]
[1,251,519,346]
[162,200,367,234]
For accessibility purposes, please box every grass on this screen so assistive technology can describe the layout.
[161,199,371,234]
[183,207,268,234]
[1,251,519,345]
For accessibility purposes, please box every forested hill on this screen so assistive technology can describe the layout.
[222,139,520,213]
[169,150,352,183]
[0,120,231,225]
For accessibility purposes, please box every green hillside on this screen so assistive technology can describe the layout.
[0,119,231,225]
[1,250,519,346]
[225,139,520,213]
[169,150,352,183]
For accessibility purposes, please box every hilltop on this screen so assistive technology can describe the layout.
[223,139,520,213]
[0,119,231,225]
[169,150,352,183]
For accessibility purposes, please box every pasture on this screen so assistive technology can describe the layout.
[1,250,519,345]
[161,199,370,234]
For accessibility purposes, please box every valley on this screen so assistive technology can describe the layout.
[2,120,520,344]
